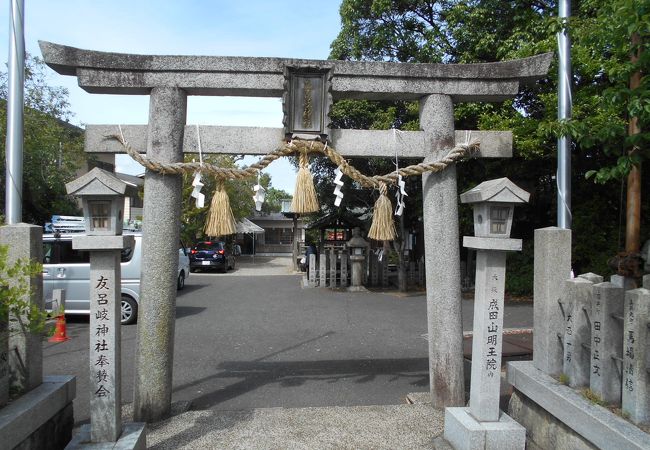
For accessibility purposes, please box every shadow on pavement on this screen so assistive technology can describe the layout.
[149,409,256,450]
[179,357,429,410]
[177,283,209,295]
[175,306,207,319]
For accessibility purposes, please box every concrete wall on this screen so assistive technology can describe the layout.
[13,403,73,450]
[509,391,596,450]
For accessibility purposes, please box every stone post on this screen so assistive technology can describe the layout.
[468,250,507,421]
[0,312,7,408]
[590,282,624,404]
[562,277,593,388]
[381,257,389,287]
[420,94,464,407]
[308,254,317,288]
[0,224,43,393]
[445,233,526,448]
[340,252,348,288]
[89,251,122,441]
[319,253,327,288]
[68,235,132,443]
[533,227,572,377]
[622,288,650,425]
[579,272,603,284]
[611,274,636,290]
[134,87,187,423]
[347,228,368,292]
[329,248,337,287]
[292,215,299,272]
[369,254,379,287]
[350,255,364,289]
[90,251,122,441]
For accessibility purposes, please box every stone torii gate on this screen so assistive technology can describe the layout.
[40,41,551,422]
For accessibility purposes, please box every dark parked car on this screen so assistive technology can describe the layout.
[189,241,239,272]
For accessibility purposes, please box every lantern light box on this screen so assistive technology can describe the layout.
[460,178,530,239]
[65,167,127,236]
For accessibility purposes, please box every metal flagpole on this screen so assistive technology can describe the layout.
[5,0,26,224]
[557,0,572,229]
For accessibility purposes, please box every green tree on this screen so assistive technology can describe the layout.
[330,0,649,293]
[179,155,292,243]
[0,55,85,225]
[260,186,292,214]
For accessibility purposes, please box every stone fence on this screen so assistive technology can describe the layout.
[507,226,650,450]
[306,248,424,289]
[558,273,649,423]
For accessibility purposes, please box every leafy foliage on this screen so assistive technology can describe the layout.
[0,245,52,343]
[0,55,86,225]
[329,0,649,293]
[179,155,291,243]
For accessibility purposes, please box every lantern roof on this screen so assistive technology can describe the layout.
[66,167,127,197]
[459,177,529,204]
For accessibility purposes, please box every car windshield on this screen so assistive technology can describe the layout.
[196,242,224,251]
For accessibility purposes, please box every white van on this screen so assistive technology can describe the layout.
[43,233,189,324]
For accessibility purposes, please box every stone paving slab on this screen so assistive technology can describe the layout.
[145,404,443,450]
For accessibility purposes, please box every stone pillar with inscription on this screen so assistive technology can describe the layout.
[561,277,594,388]
[308,254,317,288]
[79,238,130,442]
[444,178,529,450]
[590,282,624,404]
[319,253,327,287]
[329,248,337,287]
[340,251,348,288]
[622,287,650,425]
[65,168,145,447]
[533,227,572,377]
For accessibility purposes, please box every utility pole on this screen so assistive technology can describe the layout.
[557,0,572,229]
[5,0,25,224]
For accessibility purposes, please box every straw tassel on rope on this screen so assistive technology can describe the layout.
[204,180,237,237]
[291,149,319,213]
[368,182,396,241]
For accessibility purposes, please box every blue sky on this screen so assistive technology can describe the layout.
[1,0,344,193]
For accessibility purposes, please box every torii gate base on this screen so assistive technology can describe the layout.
[40,41,551,422]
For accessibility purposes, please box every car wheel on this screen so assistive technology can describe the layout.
[177,271,185,290]
[190,267,197,273]
[121,295,138,325]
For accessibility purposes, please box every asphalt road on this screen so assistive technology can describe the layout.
[43,258,533,425]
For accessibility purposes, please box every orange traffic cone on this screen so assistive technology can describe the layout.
[49,314,70,342]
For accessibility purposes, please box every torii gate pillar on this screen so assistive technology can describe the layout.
[420,94,464,406]
[134,87,187,422]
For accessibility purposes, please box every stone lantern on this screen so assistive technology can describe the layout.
[459,177,529,247]
[347,227,369,291]
[65,168,144,445]
[65,167,126,236]
[444,177,530,450]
